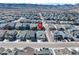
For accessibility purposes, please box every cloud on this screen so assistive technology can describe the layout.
[0,0,79,4]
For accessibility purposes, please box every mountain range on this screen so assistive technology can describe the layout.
[0,3,79,9]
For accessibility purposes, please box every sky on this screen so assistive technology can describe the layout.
[0,0,79,4]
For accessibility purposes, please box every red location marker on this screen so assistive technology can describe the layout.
[37,22,43,30]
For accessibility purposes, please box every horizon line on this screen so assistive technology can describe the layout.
[0,3,78,5]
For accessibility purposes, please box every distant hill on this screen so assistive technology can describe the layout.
[0,3,79,9]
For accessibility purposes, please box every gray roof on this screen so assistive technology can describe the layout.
[20,18,31,23]
[22,23,30,27]
[4,30,17,39]
[14,50,27,55]
[35,48,52,55]
[6,30,17,35]
[0,23,7,29]
[30,24,37,28]
[0,47,5,54]
[0,30,6,37]
[25,31,35,39]
[54,48,72,55]
[8,22,16,28]
[0,20,6,23]
[54,31,65,36]
[15,23,22,29]
[22,23,30,30]
[16,31,26,39]
[36,31,45,39]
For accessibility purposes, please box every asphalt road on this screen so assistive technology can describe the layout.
[39,13,54,42]
[0,42,79,49]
